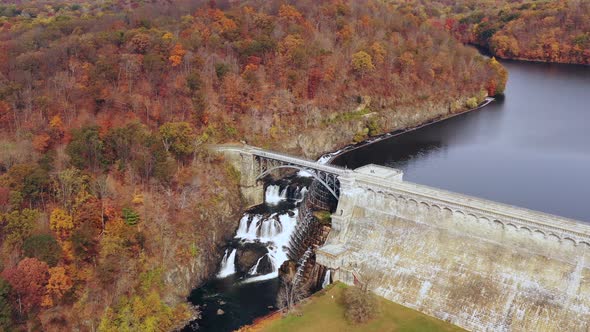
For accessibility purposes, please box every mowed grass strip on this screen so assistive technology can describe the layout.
[259,282,465,332]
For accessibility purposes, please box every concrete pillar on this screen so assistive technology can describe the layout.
[330,172,356,242]
[216,147,264,207]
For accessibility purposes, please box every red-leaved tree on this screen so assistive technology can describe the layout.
[1,258,49,315]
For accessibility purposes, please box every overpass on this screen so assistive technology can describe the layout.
[215,144,590,332]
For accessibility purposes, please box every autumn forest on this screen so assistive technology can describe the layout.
[0,0,585,331]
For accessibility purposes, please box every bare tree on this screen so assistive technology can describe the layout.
[352,261,383,292]
[54,168,85,213]
[91,174,110,233]
[277,273,310,312]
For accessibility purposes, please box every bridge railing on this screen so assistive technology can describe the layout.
[245,146,347,176]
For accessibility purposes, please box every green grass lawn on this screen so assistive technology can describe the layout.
[260,283,465,332]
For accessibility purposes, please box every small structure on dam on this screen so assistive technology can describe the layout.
[216,144,590,332]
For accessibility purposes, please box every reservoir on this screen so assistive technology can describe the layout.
[334,60,590,222]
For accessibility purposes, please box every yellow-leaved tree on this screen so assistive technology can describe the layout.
[50,208,75,240]
[351,51,375,77]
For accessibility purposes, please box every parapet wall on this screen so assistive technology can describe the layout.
[318,164,590,332]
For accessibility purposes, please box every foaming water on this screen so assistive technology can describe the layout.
[185,177,310,331]
[233,210,298,277]
[217,249,237,278]
[322,269,331,289]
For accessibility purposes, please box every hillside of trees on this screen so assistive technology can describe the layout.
[0,0,503,330]
[389,0,590,64]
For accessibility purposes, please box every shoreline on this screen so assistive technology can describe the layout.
[494,55,590,66]
[469,42,590,66]
[318,97,495,165]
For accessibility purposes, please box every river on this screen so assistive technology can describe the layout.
[183,177,310,332]
[334,60,590,222]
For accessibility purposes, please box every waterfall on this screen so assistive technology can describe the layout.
[231,194,303,282]
[293,247,313,287]
[297,169,313,177]
[214,178,310,284]
[265,185,284,204]
[266,184,301,204]
[248,255,266,275]
[245,215,260,239]
[296,187,308,202]
[242,211,298,283]
[258,217,282,239]
[217,249,237,278]
[235,215,250,237]
[280,186,288,200]
[322,269,331,289]
[192,177,315,331]
[235,214,285,242]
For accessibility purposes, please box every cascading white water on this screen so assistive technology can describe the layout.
[241,211,298,283]
[235,214,285,242]
[266,184,303,204]
[322,269,331,289]
[235,215,249,236]
[297,169,314,177]
[280,187,288,199]
[216,182,306,283]
[258,218,281,239]
[297,187,308,202]
[235,215,261,240]
[265,185,286,205]
[217,248,237,278]
[248,255,263,275]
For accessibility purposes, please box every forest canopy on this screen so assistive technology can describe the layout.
[0,0,508,330]
[387,0,590,64]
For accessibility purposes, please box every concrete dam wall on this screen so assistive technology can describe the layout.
[317,164,590,332]
[215,144,590,331]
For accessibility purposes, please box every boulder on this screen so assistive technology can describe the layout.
[236,243,267,274]
[255,254,274,275]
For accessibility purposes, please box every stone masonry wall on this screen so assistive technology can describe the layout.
[212,145,264,207]
[318,165,590,332]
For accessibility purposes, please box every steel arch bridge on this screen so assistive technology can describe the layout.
[250,148,345,200]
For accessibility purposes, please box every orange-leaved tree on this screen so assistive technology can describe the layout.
[42,266,73,307]
[169,44,187,67]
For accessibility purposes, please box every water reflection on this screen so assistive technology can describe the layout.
[335,61,590,221]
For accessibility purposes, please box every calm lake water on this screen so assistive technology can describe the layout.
[334,60,590,222]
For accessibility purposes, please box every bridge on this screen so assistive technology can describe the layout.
[213,144,347,201]
[215,144,590,332]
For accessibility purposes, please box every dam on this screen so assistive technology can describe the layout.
[218,144,590,332]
